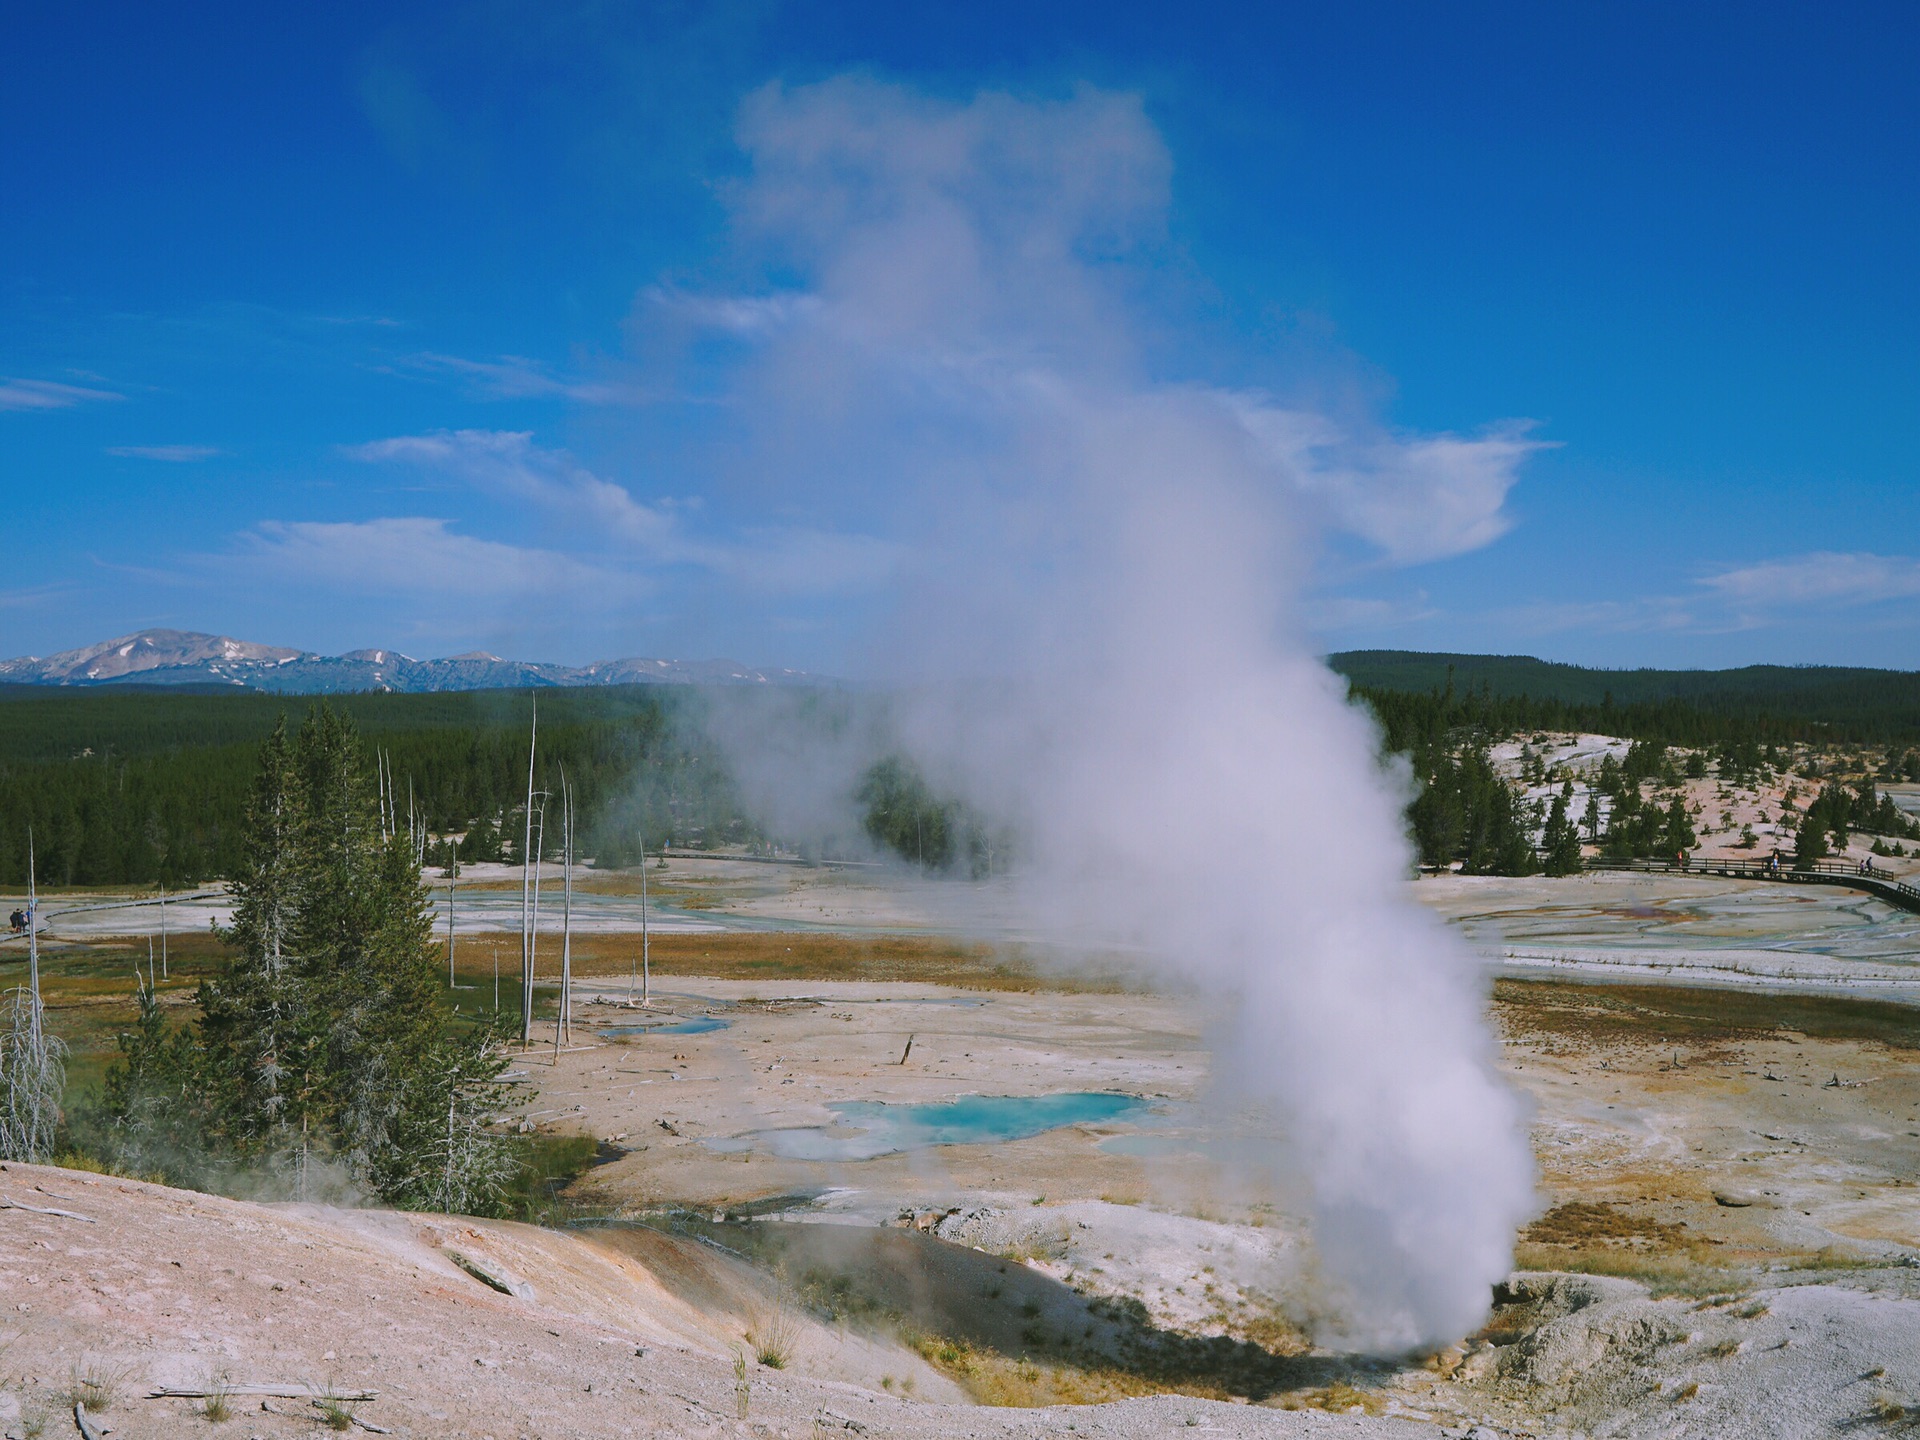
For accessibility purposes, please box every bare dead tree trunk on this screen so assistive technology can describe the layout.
[519,698,537,1045]
[556,769,574,1058]
[1,831,63,1162]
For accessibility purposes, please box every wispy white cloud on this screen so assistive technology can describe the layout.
[1699,551,1920,610]
[1488,595,1702,636]
[345,429,682,551]
[345,428,900,595]
[106,444,222,462]
[236,517,623,602]
[641,286,822,336]
[1462,550,1920,644]
[401,352,643,404]
[1301,593,1440,634]
[1227,398,1546,567]
[0,378,123,411]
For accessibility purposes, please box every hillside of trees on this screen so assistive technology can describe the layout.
[0,686,752,887]
[1333,651,1920,744]
[8,653,1920,887]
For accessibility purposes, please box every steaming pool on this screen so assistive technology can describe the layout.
[705,1092,1150,1161]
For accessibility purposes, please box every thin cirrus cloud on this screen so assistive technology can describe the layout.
[105,444,223,462]
[345,429,682,551]
[1479,552,1920,642]
[345,428,901,595]
[1698,551,1920,610]
[399,352,646,405]
[235,516,622,603]
[0,378,123,411]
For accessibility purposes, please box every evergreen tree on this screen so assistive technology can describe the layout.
[97,703,517,1212]
[1542,781,1584,876]
[1661,793,1697,857]
[1794,812,1830,869]
[200,718,316,1157]
[370,1015,517,1215]
[92,969,206,1180]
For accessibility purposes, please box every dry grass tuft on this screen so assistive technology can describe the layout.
[1524,1201,1690,1248]
[65,1357,133,1413]
[199,1366,234,1423]
[746,1304,801,1369]
[1281,1380,1382,1415]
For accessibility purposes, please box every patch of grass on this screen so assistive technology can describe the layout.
[498,1131,604,1223]
[1671,1380,1701,1401]
[1868,1390,1917,1424]
[732,1347,752,1419]
[65,1358,132,1413]
[1494,977,1920,1052]
[1279,1380,1382,1415]
[1511,1242,1744,1298]
[199,1366,234,1423]
[1784,1246,1874,1273]
[478,930,1139,993]
[746,1304,800,1369]
[1524,1201,1690,1248]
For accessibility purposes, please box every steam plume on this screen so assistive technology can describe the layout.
[682,77,1536,1350]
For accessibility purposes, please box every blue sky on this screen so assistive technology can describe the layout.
[3,0,1917,672]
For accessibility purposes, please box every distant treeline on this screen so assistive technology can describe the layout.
[1334,650,1920,745]
[0,686,752,887]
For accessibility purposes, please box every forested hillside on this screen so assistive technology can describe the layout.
[1331,651,1920,744]
[10,652,1920,887]
[0,686,752,887]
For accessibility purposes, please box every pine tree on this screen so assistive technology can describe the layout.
[287,705,509,1206]
[107,703,520,1210]
[1662,793,1697,858]
[370,1016,516,1215]
[200,717,317,1158]
[1542,781,1584,876]
[94,968,205,1179]
[1794,812,1830,869]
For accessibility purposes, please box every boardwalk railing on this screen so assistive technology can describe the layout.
[1584,854,1920,915]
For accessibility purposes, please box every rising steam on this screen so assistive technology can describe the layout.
[675,78,1536,1350]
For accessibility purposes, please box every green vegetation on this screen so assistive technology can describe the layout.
[856,755,1008,876]
[77,706,519,1214]
[1332,650,1920,742]
[0,686,751,887]
[1405,741,1537,874]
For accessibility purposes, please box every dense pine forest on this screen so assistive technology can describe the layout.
[0,685,753,887]
[5,651,1920,886]
[1334,651,1920,745]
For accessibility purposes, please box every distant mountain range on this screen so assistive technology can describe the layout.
[0,629,825,693]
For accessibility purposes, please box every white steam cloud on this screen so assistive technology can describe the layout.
[681,77,1536,1350]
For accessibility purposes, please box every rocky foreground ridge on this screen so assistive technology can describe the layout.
[6,1162,1920,1438]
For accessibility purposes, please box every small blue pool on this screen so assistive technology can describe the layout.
[707,1092,1149,1161]
[601,1016,730,1036]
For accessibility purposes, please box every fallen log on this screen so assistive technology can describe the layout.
[147,1385,379,1401]
[447,1250,534,1300]
[73,1401,105,1440]
[3,1194,94,1222]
